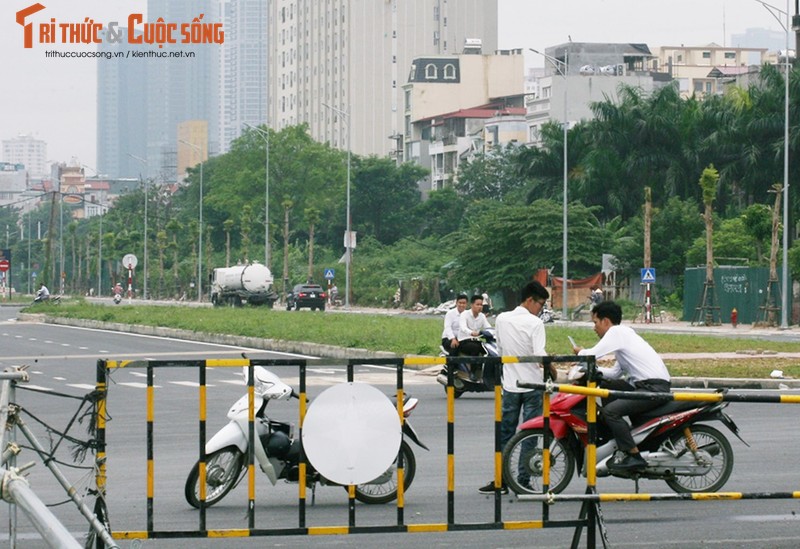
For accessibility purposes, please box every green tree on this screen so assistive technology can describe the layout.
[350,157,426,245]
[455,144,527,202]
[451,199,609,296]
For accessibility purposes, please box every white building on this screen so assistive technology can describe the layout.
[269,0,498,157]
[527,43,663,146]
[402,49,526,194]
[654,43,768,97]
[2,135,47,179]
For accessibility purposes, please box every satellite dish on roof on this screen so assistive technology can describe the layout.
[302,382,401,486]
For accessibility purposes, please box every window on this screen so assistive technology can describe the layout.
[724,52,736,60]
[425,63,438,79]
[443,64,456,79]
[702,51,711,59]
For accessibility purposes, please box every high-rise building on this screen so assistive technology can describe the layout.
[2,134,47,178]
[96,31,148,180]
[269,0,499,157]
[219,0,269,153]
[146,0,220,182]
[96,1,221,181]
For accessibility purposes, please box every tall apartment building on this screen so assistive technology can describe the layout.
[269,0,498,157]
[96,32,148,180]
[219,0,269,153]
[96,1,221,181]
[2,135,47,178]
[145,0,219,181]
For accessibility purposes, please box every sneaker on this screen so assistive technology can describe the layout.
[478,481,509,495]
[608,452,647,472]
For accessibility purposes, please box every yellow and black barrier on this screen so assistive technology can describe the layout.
[93,354,599,544]
[92,353,795,547]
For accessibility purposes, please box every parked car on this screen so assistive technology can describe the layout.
[286,283,327,311]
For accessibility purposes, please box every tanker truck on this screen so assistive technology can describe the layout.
[210,262,279,307]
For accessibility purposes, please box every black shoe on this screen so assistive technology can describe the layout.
[608,452,647,472]
[478,481,508,495]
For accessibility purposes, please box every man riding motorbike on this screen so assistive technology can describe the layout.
[572,300,671,472]
[34,283,51,303]
[441,294,468,355]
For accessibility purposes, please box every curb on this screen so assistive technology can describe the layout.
[16,314,800,390]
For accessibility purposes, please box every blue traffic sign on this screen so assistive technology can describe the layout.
[323,268,335,280]
[641,268,656,283]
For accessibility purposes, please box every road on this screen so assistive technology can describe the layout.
[1,310,800,548]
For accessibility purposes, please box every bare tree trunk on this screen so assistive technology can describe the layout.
[643,187,652,269]
[307,223,315,280]
[705,203,714,283]
[769,184,782,281]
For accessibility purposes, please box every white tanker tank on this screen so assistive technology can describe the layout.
[210,262,278,307]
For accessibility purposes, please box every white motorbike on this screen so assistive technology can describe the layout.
[184,366,427,507]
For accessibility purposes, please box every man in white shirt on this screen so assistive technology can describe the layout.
[478,281,554,495]
[457,295,491,357]
[574,300,671,472]
[440,294,468,354]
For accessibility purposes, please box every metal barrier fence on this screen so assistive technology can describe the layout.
[93,355,800,548]
[95,355,597,545]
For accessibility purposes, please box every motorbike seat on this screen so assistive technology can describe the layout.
[629,400,701,426]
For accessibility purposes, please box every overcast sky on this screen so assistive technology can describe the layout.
[0,0,790,170]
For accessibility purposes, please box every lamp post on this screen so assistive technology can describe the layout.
[243,123,270,268]
[530,47,569,320]
[756,0,791,328]
[127,153,148,299]
[179,139,205,302]
[322,102,352,308]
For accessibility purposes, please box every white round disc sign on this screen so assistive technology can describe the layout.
[122,254,138,269]
[301,382,401,486]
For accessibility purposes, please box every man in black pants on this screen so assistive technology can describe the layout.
[572,301,671,472]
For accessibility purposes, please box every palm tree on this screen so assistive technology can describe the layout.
[223,219,234,267]
[240,205,253,263]
[304,207,320,280]
[281,197,293,294]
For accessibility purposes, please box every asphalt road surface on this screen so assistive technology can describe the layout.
[1,312,800,548]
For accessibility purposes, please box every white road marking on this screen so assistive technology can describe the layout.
[26,323,319,359]
[24,385,53,391]
[66,383,96,390]
[117,382,162,389]
[169,381,215,388]
[53,376,66,381]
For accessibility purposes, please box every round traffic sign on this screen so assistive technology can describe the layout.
[122,254,138,269]
[0,259,9,272]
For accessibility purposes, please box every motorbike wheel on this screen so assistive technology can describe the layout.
[352,440,416,504]
[503,428,575,495]
[184,446,246,508]
[664,424,734,493]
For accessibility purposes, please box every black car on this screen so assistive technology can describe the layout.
[286,284,327,311]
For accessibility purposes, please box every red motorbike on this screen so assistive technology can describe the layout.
[503,368,747,495]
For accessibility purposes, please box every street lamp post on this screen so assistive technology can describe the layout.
[322,102,352,308]
[530,47,569,320]
[243,123,270,268]
[179,139,205,302]
[127,153,148,299]
[756,0,791,328]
